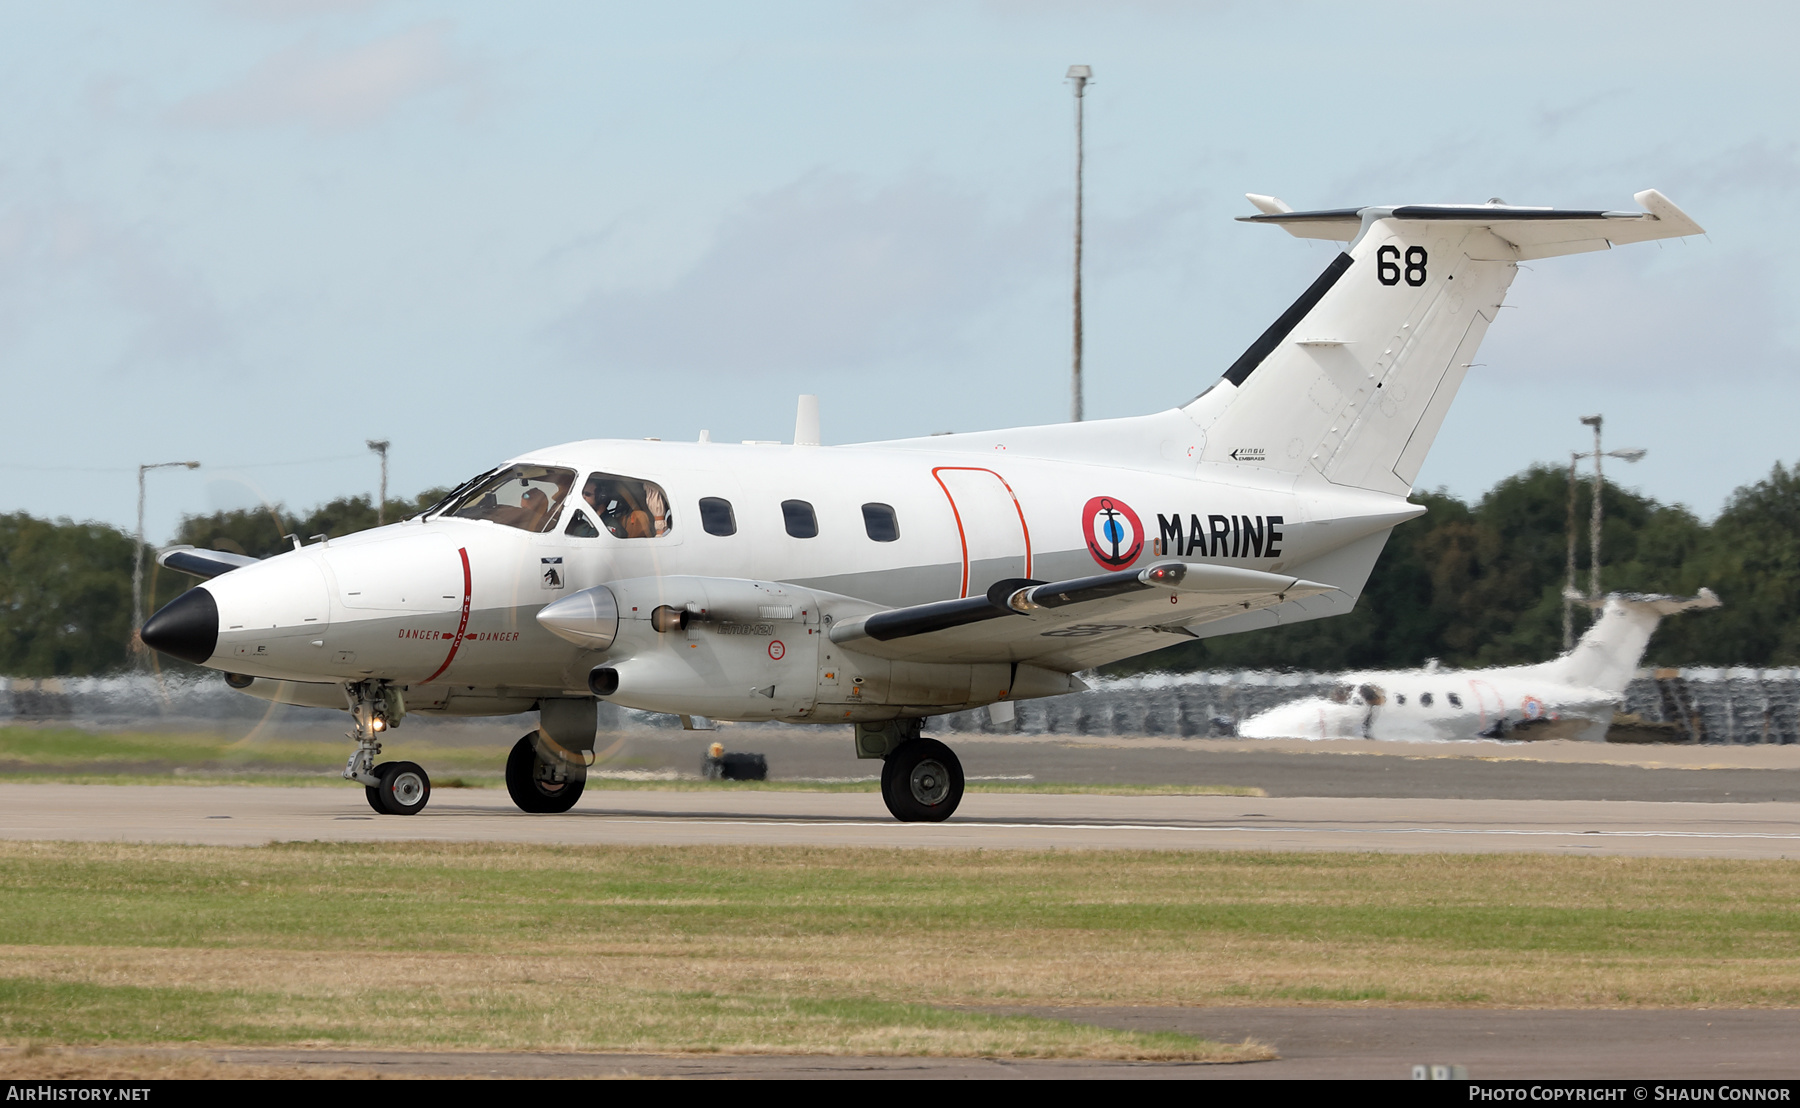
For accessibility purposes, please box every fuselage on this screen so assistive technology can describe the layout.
[1237,668,1616,743]
[182,417,1417,722]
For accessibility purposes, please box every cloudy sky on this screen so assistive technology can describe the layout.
[3,1,1796,542]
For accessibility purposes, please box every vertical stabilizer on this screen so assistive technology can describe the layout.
[1546,590,1721,695]
[1187,193,1704,495]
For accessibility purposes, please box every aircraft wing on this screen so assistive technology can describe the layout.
[828,561,1334,669]
[158,545,260,580]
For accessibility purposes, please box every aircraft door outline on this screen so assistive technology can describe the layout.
[931,466,1033,599]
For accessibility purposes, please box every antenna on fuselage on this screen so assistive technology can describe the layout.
[794,395,820,447]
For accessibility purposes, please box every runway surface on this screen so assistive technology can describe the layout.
[5,783,1799,858]
[599,731,1800,803]
[90,1008,1800,1079]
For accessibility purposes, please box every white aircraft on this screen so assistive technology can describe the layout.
[142,189,1704,819]
[1237,589,1721,743]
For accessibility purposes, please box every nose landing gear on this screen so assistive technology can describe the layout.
[344,681,430,815]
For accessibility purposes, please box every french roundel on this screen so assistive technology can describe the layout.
[1082,496,1144,569]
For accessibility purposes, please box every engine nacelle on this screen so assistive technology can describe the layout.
[539,575,1087,723]
[542,576,826,721]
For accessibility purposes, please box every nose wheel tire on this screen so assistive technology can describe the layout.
[374,761,431,816]
[880,738,964,823]
[506,734,586,814]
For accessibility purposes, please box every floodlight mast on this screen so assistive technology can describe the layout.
[1562,414,1646,650]
[133,460,201,663]
[367,440,391,526]
[1066,64,1092,423]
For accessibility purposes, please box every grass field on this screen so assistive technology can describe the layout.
[1,841,1797,1061]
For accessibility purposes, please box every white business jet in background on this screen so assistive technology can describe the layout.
[143,190,1704,820]
[1237,589,1721,743]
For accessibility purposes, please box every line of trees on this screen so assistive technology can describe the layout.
[1122,461,1800,674]
[4,463,1800,679]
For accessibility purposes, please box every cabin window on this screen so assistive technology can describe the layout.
[1447,692,1463,708]
[441,465,576,533]
[1396,694,1406,706]
[699,497,736,537]
[1420,692,1433,707]
[582,472,673,539]
[862,502,900,542]
[564,509,601,539]
[782,499,818,539]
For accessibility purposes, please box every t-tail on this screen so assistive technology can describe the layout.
[1186,191,1704,495]
[1530,589,1722,696]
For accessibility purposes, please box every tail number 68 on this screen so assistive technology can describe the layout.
[1377,245,1428,287]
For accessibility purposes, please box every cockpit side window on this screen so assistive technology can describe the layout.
[583,472,673,539]
[440,465,576,532]
[564,509,601,538]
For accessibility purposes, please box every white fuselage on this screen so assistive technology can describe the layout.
[1238,670,1616,743]
[199,423,1413,723]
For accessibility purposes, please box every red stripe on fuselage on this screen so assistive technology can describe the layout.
[419,546,472,684]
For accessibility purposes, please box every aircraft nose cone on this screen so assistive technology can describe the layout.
[141,587,219,665]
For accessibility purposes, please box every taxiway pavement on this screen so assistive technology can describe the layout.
[4,783,1798,858]
[92,1008,1800,1079]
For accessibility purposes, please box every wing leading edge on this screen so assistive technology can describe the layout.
[828,561,1334,667]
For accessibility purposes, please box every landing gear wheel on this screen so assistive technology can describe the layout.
[506,734,586,814]
[880,738,964,823]
[376,761,431,816]
[364,780,385,814]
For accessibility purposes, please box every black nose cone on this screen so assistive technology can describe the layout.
[141,587,219,665]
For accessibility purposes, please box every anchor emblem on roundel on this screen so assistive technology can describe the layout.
[1082,496,1144,570]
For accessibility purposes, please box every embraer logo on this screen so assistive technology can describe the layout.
[1083,496,1144,569]
[1157,513,1285,559]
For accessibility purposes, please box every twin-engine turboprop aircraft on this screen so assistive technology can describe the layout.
[142,189,1704,820]
[1237,589,1721,743]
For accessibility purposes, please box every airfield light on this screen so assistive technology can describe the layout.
[1066,64,1093,423]
[133,460,202,664]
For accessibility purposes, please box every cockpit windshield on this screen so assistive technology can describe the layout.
[438,465,576,532]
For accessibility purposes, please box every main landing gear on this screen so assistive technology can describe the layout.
[880,737,965,823]
[344,681,431,816]
[505,733,587,814]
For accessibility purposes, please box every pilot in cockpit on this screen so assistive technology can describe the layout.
[583,474,671,539]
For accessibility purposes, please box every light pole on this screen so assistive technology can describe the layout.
[1066,64,1092,423]
[134,460,201,657]
[366,439,391,525]
[1562,415,1646,650]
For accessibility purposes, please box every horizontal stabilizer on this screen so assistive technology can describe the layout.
[1561,586,1722,617]
[1236,190,1704,259]
[158,545,260,580]
[830,561,1333,665]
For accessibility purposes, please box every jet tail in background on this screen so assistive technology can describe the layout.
[1536,589,1722,696]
